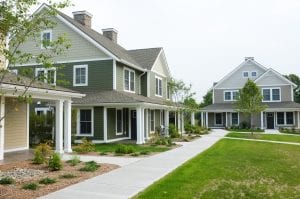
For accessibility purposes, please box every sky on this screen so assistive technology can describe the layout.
[39,0,300,101]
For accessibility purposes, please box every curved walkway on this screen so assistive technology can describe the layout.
[41,129,227,199]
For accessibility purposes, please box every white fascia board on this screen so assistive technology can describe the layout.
[150,49,171,78]
[119,59,146,72]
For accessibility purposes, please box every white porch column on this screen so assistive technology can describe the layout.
[181,112,185,134]
[298,111,300,129]
[205,112,208,128]
[103,107,108,142]
[177,112,181,133]
[260,111,264,129]
[191,112,195,126]
[136,106,144,144]
[164,110,169,136]
[55,100,64,153]
[63,100,72,153]
[225,112,228,127]
[145,109,149,139]
[0,96,5,160]
[201,112,204,127]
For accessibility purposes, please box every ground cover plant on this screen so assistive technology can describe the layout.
[135,139,300,199]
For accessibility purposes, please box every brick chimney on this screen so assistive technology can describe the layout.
[245,57,254,61]
[72,11,93,28]
[102,28,118,43]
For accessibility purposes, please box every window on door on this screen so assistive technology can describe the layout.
[215,113,222,125]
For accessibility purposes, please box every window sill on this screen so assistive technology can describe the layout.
[116,132,124,136]
[76,134,93,137]
[73,84,88,87]
[124,89,135,93]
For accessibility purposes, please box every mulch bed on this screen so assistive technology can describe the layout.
[0,160,119,199]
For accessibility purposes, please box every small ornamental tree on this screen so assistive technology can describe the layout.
[235,79,267,134]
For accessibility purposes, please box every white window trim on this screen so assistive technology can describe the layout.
[276,112,294,126]
[76,107,94,137]
[73,65,88,86]
[224,90,239,101]
[155,76,163,97]
[116,108,123,135]
[35,67,56,85]
[123,67,135,93]
[262,87,281,102]
[40,29,53,49]
[35,107,51,115]
[214,113,223,126]
[231,112,239,126]
[243,71,249,78]
[251,71,257,77]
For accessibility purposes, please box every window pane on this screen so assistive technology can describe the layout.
[215,113,222,125]
[232,113,238,125]
[232,91,239,100]
[263,89,270,101]
[243,72,249,77]
[286,112,294,124]
[48,70,55,84]
[159,79,162,96]
[155,78,159,95]
[277,112,284,124]
[124,70,129,90]
[117,110,123,133]
[251,71,257,77]
[80,110,92,135]
[224,92,231,100]
[130,71,135,91]
[37,70,45,81]
[272,89,280,101]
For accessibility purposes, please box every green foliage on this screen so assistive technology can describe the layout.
[39,177,57,184]
[73,137,96,153]
[32,142,52,164]
[48,153,63,171]
[199,90,213,108]
[0,177,15,185]
[236,80,267,131]
[155,137,173,146]
[79,161,100,172]
[169,124,180,138]
[29,112,54,145]
[183,97,199,113]
[59,173,77,179]
[67,155,81,166]
[131,152,140,157]
[140,151,150,155]
[115,144,135,154]
[279,127,300,134]
[22,183,39,190]
[285,74,300,103]
[239,121,251,129]
[184,124,209,134]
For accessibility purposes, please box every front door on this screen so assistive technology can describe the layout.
[131,110,137,139]
[266,112,274,129]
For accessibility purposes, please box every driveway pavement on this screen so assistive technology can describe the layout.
[41,129,227,199]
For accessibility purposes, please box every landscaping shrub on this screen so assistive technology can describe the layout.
[140,150,150,155]
[73,137,95,153]
[79,161,100,172]
[39,177,57,184]
[59,173,77,179]
[0,177,15,185]
[115,144,135,154]
[22,183,39,190]
[239,121,251,129]
[32,142,53,164]
[155,137,173,146]
[67,155,81,166]
[48,153,63,171]
[32,149,45,164]
[131,152,140,156]
[169,124,180,138]
[280,127,300,134]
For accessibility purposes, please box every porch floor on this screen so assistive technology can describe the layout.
[0,150,34,165]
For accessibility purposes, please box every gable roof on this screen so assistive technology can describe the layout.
[254,68,297,88]
[213,58,268,89]
[127,48,162,70]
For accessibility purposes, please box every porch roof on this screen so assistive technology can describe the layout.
[72,90,176,107]
[201,101,300,112]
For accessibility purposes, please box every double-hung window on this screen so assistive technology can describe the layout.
[155,76,162,97]
[277,112,294,125]
[231,112,239,126]
[73,65,88,86]
[35,68,56,85]
[224,90,239,101]
[41,30,52,49]
[116,109,123,135]
[262,88,281,102]
[124,68,135,92]
[243,71,249,78]
[215,113,222,125]
[77,109,93,136]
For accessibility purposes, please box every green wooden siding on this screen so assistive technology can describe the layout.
[140,74,147,96]
[93,107,104,140]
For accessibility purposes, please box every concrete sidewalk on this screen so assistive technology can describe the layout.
[42,129,227,199]
[225,136,300,145]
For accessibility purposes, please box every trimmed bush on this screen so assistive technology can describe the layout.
[32,149,45,164]
[73,137,95,153]
[67,155,81,166]
[79,161,100,172]
[32,142,53,164]
[48,153,63,171]
[39,177,57,184]
[22,183,39,190]
[169,124,180,138]
[0,177,15,185]
[115,144,135,154]
[59,173,77,179]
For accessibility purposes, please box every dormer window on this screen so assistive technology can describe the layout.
[251,71,257,77]
[124,68,135,92]
[41,30,52,49]
[243,71,249,78]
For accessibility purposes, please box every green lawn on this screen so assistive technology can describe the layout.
[135,139,300,199]
[94,143,171,153]
[227,132,300,143]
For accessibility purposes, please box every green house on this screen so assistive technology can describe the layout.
[12,4,184,144]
